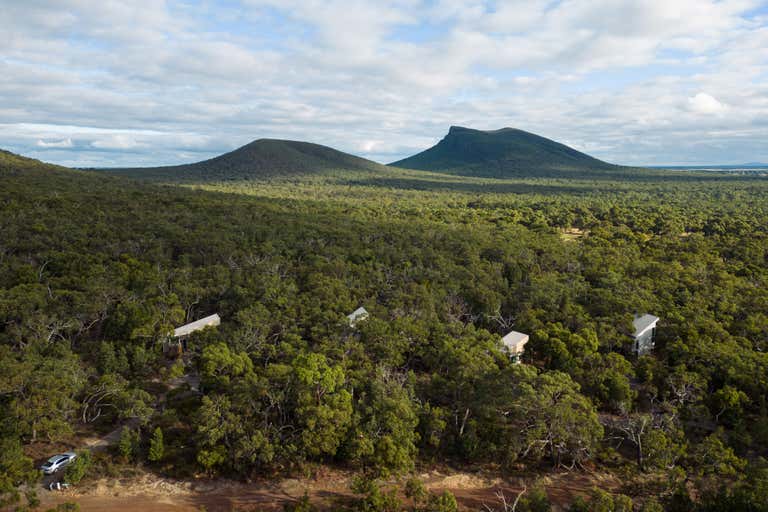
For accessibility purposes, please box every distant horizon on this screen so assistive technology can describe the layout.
[70,135,768,172]
[34,131,768,172]
[2,1,767,168]
[8,126,768,171]
[647,163,768,168]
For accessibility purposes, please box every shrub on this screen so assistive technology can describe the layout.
[568,489,632,512]
[518,486,551,512]
[0,436,38,507]
[168,359,186,380]
[118,427,141,462]
[568,497,589,512]
[404,477,428,503]
[284,493,315,512]
[63,451,92,484]
[350,476,401,512]
[45,503,80,511]
[425,491,458,512]
[640,498,664,512]
[197,446,226,474]
[148,427,164,463]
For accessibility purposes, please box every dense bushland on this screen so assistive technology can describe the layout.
[2,152,768,509]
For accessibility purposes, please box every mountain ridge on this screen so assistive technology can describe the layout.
[0,149,68,174]
[104,138,391,181]
[389,126,622,177]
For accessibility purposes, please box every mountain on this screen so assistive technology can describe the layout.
[389,126,621,177]
[0,149,67,174]
[105,138,391,181]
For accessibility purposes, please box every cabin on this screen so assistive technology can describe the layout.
[631,314,659,356]
[347,307,369,328]
[501,330,529,364]
[163,313,221,356]
[173,313,221,338]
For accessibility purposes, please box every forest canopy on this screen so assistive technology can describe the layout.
[2,152,768,510]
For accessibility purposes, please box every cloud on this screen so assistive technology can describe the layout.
[36,138,73,148]
[90,135,140,150]
[687,93,728,115]
[0,0,766,166]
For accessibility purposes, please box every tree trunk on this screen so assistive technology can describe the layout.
[549,435,557,467]
[458,408,470,437]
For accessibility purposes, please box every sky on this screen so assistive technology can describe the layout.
[1,0,767,167]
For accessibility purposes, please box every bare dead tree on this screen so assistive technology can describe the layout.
[243,252,267,267]
[487,309,517,332]
[483,487,527,512]
[37,260,49,282]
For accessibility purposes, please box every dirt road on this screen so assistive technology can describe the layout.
[38,468,620,511]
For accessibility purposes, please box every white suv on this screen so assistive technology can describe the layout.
[40,452,77,474]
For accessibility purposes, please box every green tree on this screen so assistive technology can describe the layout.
[689,429,747,497]
[63,450,92,484]
[197,445,227,475]
[578,352,634,412]
[292,352,353,458]
[404,477,428,504]
[148,427,164,463]
[118,426,141,462]
[347,368,419,474]
[530,324,598,373]
[517,486,551,512]
[640,498,664,512]
[199,342,256,390]
[80,373,152,425]
[424,491,458,512]
[710,385,749,425]
[195,394,241,471]
[97,341,130,376]
[568,488,632,512]
[423,325,501,458]
[0,345,86,441]
[350,476,401,512]
[0,437,38,508]
[511,368,603,468]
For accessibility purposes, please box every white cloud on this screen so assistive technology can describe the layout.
[359,140,381,153]
[687,93,728,115]
[90,135,140,150]
[36,138,73,148]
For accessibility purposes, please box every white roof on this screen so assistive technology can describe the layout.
[173,313,221,337]
[347,307,369,322]
[632,314,659,338]
[501,331,529,352]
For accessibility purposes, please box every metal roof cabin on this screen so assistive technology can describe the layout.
[164,313,221,356]
[631,314,659,356]
[501,330,529,364]
[347,307,369,328]
[173,313,221,337]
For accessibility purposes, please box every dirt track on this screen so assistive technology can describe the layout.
[39,473,341,512]
[38,468,620,511]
